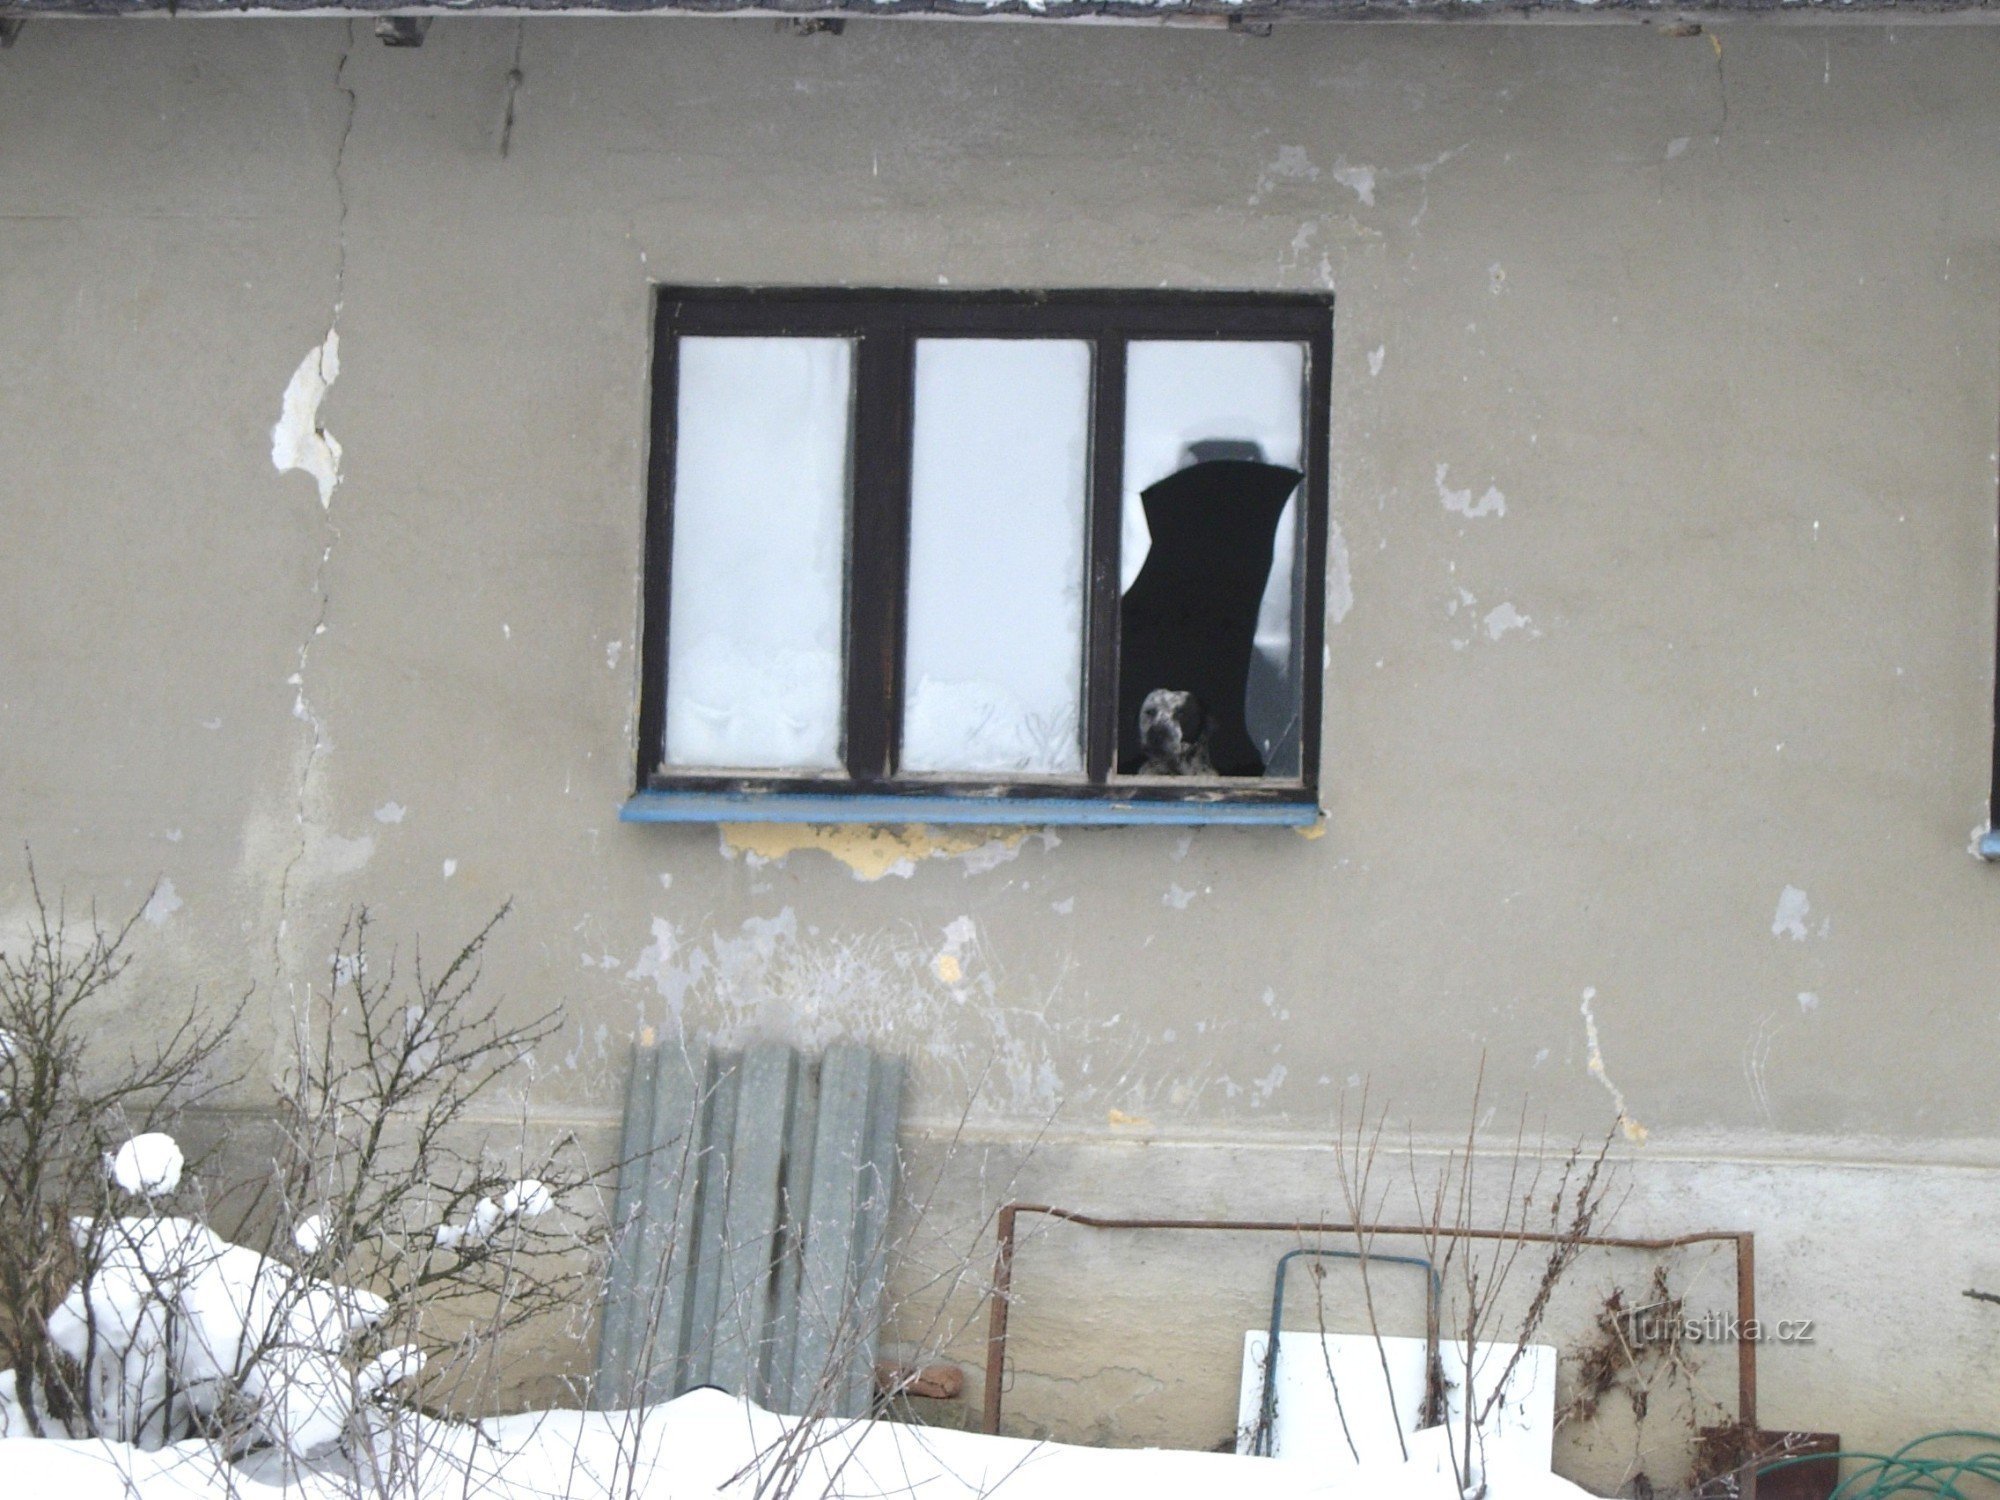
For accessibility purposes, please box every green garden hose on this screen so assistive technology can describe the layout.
[1757,1431,2000,1499]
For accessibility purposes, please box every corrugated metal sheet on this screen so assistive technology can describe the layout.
[594,1038,905,1419]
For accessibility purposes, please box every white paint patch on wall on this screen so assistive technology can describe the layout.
[1250,144,1319,204]
[1772,885,1812,940]
[271,333,343,507]
[373,802,407,824]
[1436,463,1506,519]
[141,879,182,926]
[1367,346,1386,378]
[1483,603,1531,641]
[961,831,1058,876]
[301,830,373,882]
[933,915,978,984]
[1327,516,1354,625]
[1332,161,1377,206]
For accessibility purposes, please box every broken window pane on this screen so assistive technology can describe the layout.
[663,336,853,771]
[1120,341,1307,779]
[902,338,1090,776]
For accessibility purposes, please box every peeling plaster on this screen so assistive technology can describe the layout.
[373,801,407,824]
[141,878,182,927]
[300,830,373,882]
[1483,602,1532,640]
[717,823,1053,881]
[933,914,977,983]
[1250,144,1318,205]
[1327,516,1354,625]
[1331,160,1376,207]
[1771,884,1826,940]
[1437,462,1506,519]
[1578,986,1648,1143]
[624,909,1098,1118]
[271,333,343,508]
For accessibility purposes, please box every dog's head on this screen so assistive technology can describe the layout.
[1138,689,1208,771]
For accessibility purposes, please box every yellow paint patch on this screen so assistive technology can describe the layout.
[933,952,964,984]
[1107,1109,1152,1129]
[719,823,1028,882]
[1295,821,1327,841]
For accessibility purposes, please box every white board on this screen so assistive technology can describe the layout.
[1235,1331,1557,1486]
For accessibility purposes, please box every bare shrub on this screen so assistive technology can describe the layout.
[0,858,241,1437]
[0,873,605,1467]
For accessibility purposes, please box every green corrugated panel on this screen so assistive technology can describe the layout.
[594,1037,905,1419]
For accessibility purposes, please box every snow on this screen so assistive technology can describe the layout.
[108,1133,185,1196]
[434,1179,550,1250]
[293,1214,327,1255]
[12,1215,400,1457]
[0,1385,1601,1500]
[0,1210,1600,1499]
[501,1179,553,1219]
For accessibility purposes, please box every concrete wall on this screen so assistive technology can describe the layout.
[4,14,2000,1490]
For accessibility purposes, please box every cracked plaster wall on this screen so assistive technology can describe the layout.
[3,15,2000,1479]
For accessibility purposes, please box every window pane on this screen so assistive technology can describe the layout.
[663,336,852,771]
[902,338,1090,776]
[1120,341,1307,779]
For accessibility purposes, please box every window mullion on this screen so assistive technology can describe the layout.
[1084,335,1126,785]
[843,323,915,785]
[636,303,681,789]
[1296,327,1333,798]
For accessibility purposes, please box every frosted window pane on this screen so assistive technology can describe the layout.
[1121,342,1307,778]
[902,339,1090,776]
[663,337,852,771]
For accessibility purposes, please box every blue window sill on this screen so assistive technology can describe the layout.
[620,790,1322,828]
[1981,829,2000,860]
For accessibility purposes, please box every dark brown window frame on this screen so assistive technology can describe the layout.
[627,287,1334,825]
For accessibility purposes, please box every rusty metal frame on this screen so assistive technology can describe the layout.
[981,1204,1758,1465]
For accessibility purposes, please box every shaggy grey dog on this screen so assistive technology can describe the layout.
[1136,689,1216,776]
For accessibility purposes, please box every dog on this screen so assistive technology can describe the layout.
[1137,689,1216,776]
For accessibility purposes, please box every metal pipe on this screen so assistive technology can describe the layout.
[1253,1246,1440,1458]
[981,1203,1758,1463]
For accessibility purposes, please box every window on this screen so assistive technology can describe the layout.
[626,289,1332,826]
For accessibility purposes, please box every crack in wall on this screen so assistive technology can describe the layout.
[498,21,527,158]
[1711,31,1729,145]
[271,25,359,987]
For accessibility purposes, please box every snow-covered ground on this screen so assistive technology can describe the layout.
[0,1385,1601,1500]
[0,1134,1600,1498]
